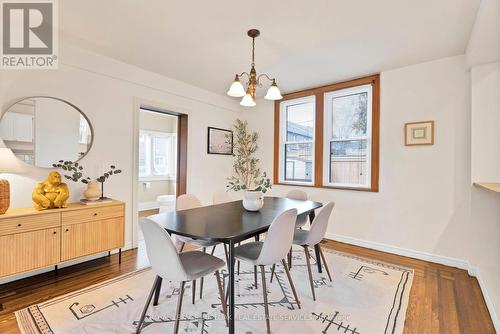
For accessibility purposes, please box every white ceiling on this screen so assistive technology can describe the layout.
[61,0,481,97]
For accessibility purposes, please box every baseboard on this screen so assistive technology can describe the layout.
[325,232,500,332]
[325,232,471,270]
[469,265,500,333]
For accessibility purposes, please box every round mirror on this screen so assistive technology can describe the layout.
[0,97,93,168]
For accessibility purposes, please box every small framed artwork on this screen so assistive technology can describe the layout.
[207,127,233,155]
[405,120,434,146]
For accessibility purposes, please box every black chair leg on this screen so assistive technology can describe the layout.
[200,248,206,299]
[153,276,162,306]
[254,265,258,289]
[191,280,196,304]
[260,265,271,334]
[179,242,185,252]
[174,281,185,334]
[270,263,276,283]
[135,276,160,334]
[288,248,293,269]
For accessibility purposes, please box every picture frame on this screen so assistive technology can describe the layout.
[405,120,434,146]
[207,127,233,155]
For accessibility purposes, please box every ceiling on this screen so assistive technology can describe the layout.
[61,0,481,97]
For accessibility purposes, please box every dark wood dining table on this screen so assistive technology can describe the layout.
[149,196,323,334]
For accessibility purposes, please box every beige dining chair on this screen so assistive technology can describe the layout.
[136,218,227,334]
[234,208,301,334]
[286,202,335,301]
[176,194,228,301]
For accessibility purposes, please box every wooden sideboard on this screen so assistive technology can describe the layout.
[0,200,125,279]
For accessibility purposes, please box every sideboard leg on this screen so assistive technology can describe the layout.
[119,248,122,264]
[54,265,58,276]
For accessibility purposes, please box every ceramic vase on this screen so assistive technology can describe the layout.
[84,181,102,201]
[242,190,264,211]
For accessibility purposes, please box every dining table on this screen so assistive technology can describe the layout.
[149,196,323,334]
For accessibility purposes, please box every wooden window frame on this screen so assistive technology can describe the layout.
[274,74,380,192]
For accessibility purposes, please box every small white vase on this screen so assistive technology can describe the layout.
[242,190,264,211]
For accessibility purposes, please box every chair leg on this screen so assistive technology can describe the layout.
[224,244,229,264]
[179,242,185,252]
[200,248,206,299]
[270,263,276,283]
[192,280,196,304]
[254,265,258,289]
[174,281,186,334]
[135,276,160,334]
[210,245,216,255]
[214,270,229,327]
[303,245,316,301]
[260,265,271,334]
[152,276,162,306]
[318,245,332,282]
[287,248,292,269]
[281,259,301,309]
[237,260,240,275]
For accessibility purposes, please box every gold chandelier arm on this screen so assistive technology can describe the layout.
[239,71,250,79]
[257,73,274,84]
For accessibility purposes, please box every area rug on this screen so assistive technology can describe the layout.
[16,246,413,334]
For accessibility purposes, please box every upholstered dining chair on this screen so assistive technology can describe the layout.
[176,194,228,301]
[136,218,228,334]
[286,189,309,229]
[234,209,301,334]
[278,202,335,301]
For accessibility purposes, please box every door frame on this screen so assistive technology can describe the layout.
[132,98,188,248]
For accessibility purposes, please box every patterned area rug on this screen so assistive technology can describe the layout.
[16,246,413,334]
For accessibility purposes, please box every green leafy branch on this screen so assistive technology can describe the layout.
[52,160,122,184]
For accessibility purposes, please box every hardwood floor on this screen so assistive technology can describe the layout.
[0,239,494,333]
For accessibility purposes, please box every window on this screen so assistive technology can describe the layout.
[324,85,372,188]
[139,130,177,180]
[278,96,315,184]
[274,75,379,191]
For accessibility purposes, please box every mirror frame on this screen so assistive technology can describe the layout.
[1,96,95,168]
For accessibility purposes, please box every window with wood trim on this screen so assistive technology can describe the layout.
[274,75,380,192]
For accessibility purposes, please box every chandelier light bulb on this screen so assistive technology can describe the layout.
[264,80,283,100]
[240,92,256,107]
[227,75,246,97]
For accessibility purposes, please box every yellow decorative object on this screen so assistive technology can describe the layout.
[32,171,70,211]
[0,180,9,214]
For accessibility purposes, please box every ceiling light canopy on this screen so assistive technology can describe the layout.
[227,29,282,107]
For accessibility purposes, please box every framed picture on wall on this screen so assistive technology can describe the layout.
[207,127,233,155]
[405,120,434,146]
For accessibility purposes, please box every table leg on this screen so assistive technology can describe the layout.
[228,240,235,334]
[308,211,322,273]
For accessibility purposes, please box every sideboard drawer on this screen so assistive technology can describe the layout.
[0,213,60,236]
[61,204,124,226]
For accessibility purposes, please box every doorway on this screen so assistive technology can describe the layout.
[135,106,187,243]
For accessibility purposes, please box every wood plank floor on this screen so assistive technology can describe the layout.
[0,239,495,333]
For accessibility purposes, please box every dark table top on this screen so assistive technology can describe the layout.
[147,196,323,243]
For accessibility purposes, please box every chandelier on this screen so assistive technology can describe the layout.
[227,29,283,107]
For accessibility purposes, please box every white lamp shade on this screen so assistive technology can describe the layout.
[0,148,22,173]
[227,80,246,97]
[264,83,283,100]
[240,93,256,107]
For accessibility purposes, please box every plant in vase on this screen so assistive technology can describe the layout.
[52,160,122,201]
[226,119,271,211]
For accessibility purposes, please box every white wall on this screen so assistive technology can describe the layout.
[247,55,471,258]
[246,54,500,328]
[0,43,240,281]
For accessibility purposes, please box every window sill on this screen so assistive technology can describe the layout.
[275,182,378,192]
[139,177,176,182]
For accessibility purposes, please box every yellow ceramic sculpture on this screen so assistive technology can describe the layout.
[32,171,70,210]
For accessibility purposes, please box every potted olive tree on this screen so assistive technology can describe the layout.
[226,119,271,211]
